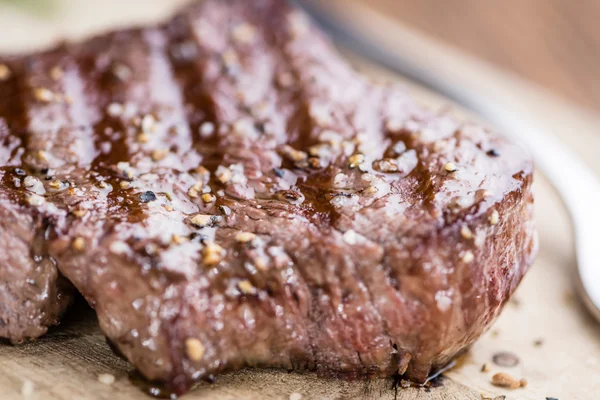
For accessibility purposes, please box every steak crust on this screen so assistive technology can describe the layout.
[0,0,537,394]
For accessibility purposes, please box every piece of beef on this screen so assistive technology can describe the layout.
[0,0,537,394]
[0,55,75,343]
[0,184,73,342]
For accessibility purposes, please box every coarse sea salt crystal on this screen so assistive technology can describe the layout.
[109,241,129,255]
[342,229,358,245]
[435,291,452,312]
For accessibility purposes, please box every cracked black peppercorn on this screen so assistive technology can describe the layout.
[140,191,157,203]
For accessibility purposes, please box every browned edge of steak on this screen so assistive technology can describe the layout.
[0,189,73,343]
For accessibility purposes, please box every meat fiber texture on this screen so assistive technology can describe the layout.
[0,0,537,394]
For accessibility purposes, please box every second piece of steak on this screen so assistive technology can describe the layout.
[0,185,73,343]
[0,54,76,343]
[0,0,537,395]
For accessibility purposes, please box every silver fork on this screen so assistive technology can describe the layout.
[295,0,600,322]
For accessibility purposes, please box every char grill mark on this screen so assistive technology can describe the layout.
[0,59,28,161]
[141,29,201,172]
[77,29,185,170]
[165,11,223,173]
[83,30,152,168]
[19,50,98,170]
[182,0,284,178]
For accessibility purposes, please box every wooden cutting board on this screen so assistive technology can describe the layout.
[1,1,599,399]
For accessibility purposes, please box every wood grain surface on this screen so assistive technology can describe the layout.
[1,1,600,399]
[361,0,600,113]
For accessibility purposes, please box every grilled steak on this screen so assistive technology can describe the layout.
[0,0,537,394]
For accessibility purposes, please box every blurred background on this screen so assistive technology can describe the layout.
[0,0,597,115]
[1,0,599,114]
[0,0,600,115]
[363,0,600,113]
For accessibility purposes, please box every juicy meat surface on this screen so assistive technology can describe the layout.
[0,188,73,343]
[0,57,75,342]
[0,0,537,394]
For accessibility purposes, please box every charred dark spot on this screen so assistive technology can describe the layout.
[292,291,301,304]
[254,121,266,133]
[14,167,26,176]
[140,191,157,203]
[169,41,198,64]
[222,63,239,77]
[486,149,500,157]
[218,205,232,216]
[191,233,211,244]
[189,232,202,242]
[333,192,353,198]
